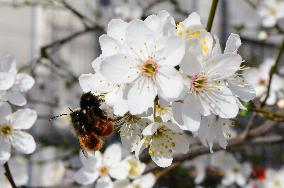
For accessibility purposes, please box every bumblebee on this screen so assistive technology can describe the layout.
[51,92,113,156]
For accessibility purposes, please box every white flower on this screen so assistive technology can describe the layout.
[0,156,28,188]
[110,0,143,22]
[135,122,189,167]
[221,162,251,186]
[114,173,156,188]
[30,160,65,187]
[100,17,185,114]
[257,0,284,27]
[0,56,35,106]
[244,58,284,105]
[215,34,256,109]
[97,0,143,28]
[124,155,146,179]
[0,103,37,164]
[195,115,235,153]
[187,155,209,184]
[74,143,130,187]
[175,12,213,57]
[173,34,243,132]
[264,168,284,188]
[117,113,147,152]
[210,151,238,169]
[155,99,173,122]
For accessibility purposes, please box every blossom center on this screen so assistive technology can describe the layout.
[134,184,141,188]
[0,123,13,136]
[128,159,140,177]
[141,60,158,78]
[99,166,109,176]
[189,74,207,93]
[258,79,266,86]
[232,167,240,174]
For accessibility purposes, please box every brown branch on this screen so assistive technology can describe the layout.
[244,0,257,9]
[145,121,278,174]
[59,0,95,28]
[261,38,284,106]
[4,162,17,188]
[41,26,103,56]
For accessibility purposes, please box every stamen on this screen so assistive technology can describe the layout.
[140,60,158,78]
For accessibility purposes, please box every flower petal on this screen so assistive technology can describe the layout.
[135,139,146,159]
[142,122,160,136]
[157,37,185,67]
[172,102,184,125]
[99,34,120,57]
[127,78,157,114]
[103,143,122,167]
[13,73,35,92]
[156,66,184,99]
[205,54,242,80]
[109,160,130,180]
[8,109,37,130]
[96,176,113,188]
[74,168,98,185]
[149,139,173,168]
[133,173,156,188]
[180,96,201,132]
[228,76,255,102]
[0,138,11,164]
[113,179,130,188]
[210,85,239,118]
[79,73,113,94]
[6,91,26,106]
[125,20,156,59]
[224,33,241,54]
[12,131,36,154]
[144,10,175,35]
[0,102,12,118]
[0,55,17,73]
[105,87,128,116]
[100,54,139,84]
[180,51,202,76]
[0,73,15,90]
[80,150,102,169]
[107,19,128,42]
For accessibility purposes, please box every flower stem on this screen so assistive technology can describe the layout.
[153,97,159,120]
[261,38,284,107]
[4,162,17,188]
[206,0,219,32]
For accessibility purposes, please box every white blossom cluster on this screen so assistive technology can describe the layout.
[74,143,156,188]
[0,55,37,164]
[244,58,284,107]
[257,0,284,27]
[187,151,284,188]
[79,10,256,168]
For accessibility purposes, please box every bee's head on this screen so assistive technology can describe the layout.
[80,92,101,110]
[70,110,86,123]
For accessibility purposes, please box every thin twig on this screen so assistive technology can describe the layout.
[41,26,103,55]
[4,162,17,188]
[244,0,257,9]
[206,0,219,32]
[59,0,95,28]
[261,38,284,107]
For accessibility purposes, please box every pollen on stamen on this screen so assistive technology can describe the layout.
[140,60,158,78]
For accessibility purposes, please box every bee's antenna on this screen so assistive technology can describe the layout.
[49,114,69,121]
[68,107,74,113]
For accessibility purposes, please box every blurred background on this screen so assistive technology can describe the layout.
[0,0,284,187]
